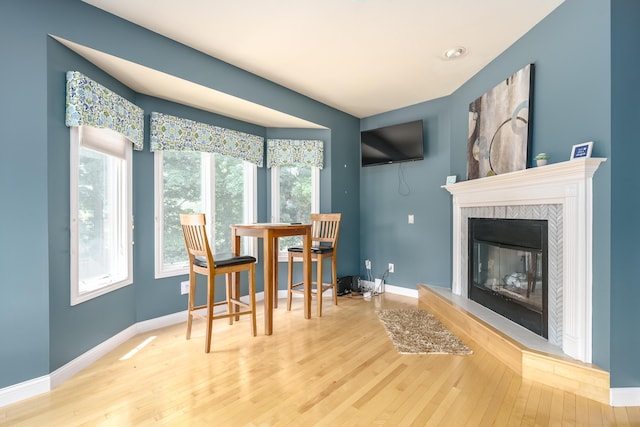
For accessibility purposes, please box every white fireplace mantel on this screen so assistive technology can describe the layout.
[443,158,606,363]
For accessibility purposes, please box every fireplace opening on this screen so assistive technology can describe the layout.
[468,218,548,338]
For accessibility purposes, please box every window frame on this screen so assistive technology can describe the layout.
[153,151,257,279]
[70,126,133,306]
[270,164,320,261]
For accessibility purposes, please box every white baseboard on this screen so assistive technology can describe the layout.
[22,284,626,409]
[49,324,137,390]
[0,293,271,408]
[279,284,418,300]
[385,283,419,298]
[0,375,50,408]
[610,387,640,407]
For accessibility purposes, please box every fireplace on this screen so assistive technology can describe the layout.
[443,158,605,363]
[468,218,548,337]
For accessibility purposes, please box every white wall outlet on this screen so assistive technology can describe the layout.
[408,214,414,224]
[180,280,189,295]
[365,259,371,269]
[388,263,394,273]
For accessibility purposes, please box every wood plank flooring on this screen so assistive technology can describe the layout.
[1,292,639,426]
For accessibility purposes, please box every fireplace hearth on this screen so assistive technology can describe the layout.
[443,158,605,363]
[468,218,548,337]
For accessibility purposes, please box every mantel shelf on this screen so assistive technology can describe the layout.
[444,156,606,364]
[442,158,606,197]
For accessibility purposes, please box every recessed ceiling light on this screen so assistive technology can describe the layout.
[443,47,467,60]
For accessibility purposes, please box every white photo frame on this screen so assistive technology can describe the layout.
[570,141,593,160]
[445,175,457,185]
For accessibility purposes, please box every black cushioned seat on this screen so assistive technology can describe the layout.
[194,254,257,269]
[180,213,257,353]
[287,245,334,255]
[287,213,341,317]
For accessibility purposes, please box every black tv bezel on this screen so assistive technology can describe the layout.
[360,119,424,167]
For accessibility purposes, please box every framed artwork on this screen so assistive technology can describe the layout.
[570,141,593,160]
[445,175,457,185]
[467,64,534,180]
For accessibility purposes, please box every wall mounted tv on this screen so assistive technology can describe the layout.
[360,119,424,167]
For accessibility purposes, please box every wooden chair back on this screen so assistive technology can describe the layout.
[311,213,342,248]
[180,213,212,263]
[179,213,257,352]
[287,212,342,316]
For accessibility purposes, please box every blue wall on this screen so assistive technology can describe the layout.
[359,97,452,287]
[611,0,640,387]
[0,0,51,387]
[359,0,616,376]
[0,0,359,389]
[2,0,640,393]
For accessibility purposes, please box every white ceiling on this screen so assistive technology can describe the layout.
[72,0,564,127]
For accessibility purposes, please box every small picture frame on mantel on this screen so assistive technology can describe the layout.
[445,175,457,185]
[570,141,593,160]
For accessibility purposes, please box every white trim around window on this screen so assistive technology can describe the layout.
[70,126,133,305]
[271,165,320,261]
[154,151,257,279]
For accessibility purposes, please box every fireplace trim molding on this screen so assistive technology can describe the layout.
[443,158,606,363]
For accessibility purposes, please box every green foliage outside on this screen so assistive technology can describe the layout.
[78,148,109,282]
[278,165,312,251]
[161,153,313,265]
[162,151,244,266]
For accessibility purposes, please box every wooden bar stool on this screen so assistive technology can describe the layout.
[286,213,341,316]
[180,213,257,352]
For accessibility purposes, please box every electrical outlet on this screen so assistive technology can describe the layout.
[180,280,189,295]
[388,263,394,273]
[408,214,414,224]
[365,259,371,269]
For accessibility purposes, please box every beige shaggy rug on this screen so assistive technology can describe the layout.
[376,309,473,355]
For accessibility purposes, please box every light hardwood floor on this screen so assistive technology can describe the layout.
[2,292,639,426]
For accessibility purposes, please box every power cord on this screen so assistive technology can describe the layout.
[398,163,410,196]
[371,268,389,296]
[366,262,374,282]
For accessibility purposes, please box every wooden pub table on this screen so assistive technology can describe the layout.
[231,223,312,335]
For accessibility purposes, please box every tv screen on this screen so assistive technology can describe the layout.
[361,120,424,167]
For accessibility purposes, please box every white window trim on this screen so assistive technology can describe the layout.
[70,126,133,305]
[154,151,257,279]
[271,165,320,261]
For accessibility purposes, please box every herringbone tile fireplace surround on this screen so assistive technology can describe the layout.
[443,158,605,363]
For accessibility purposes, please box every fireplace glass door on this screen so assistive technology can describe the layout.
[468,218,548,338]
[472,242,543,311]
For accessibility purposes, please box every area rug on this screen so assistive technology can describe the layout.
[376,309,473,355]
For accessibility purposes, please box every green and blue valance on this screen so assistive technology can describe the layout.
[266,139,324,169]
[65,71,144,151]
[150,112,264,167]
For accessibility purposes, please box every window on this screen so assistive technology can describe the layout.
[70,126,133,305]
[154,151,257,278]
[271,164,319,258]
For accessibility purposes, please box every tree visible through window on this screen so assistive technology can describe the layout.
[71,126,132,305]
[160,151,202,267]
[155,151,255,277]
[272,165,319,253]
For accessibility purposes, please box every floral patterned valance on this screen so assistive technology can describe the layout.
[266,139,324,169]
[150,112,264,167]
[65,71,144,151]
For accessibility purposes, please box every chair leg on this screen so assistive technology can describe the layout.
[273,237,279,309]
[317,255,323,317]
[332,255,338,306]
[249,264,257,337]
[186,270,196,340]
[287,252,294,311]
[205,273,215,353]
[226,274,233,325]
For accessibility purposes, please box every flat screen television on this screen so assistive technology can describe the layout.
[360,120,424,167]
